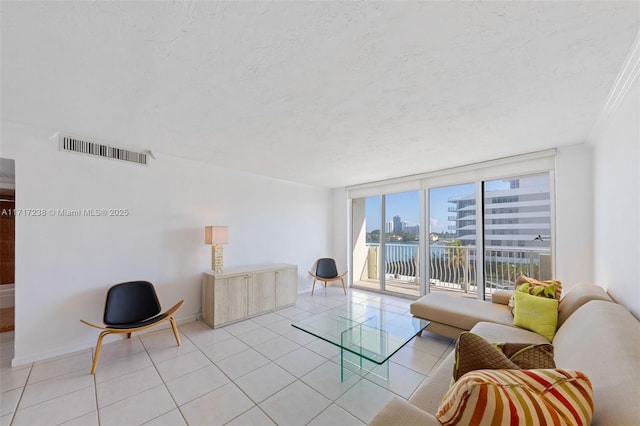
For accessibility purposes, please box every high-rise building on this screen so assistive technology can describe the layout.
[447,175,550,249]
[393,215,403,234]
[385,221,394,233]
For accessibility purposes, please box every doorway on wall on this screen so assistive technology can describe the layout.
[0,158,15,332]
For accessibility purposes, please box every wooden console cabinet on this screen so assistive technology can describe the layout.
[201,264,298,328]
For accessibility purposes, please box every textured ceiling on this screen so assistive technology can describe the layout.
[1,1,638,188]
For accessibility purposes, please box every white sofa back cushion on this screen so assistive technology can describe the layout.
[553,300,640,425]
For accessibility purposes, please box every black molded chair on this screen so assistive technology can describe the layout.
[80,281,184,374]
[309,258,347,296]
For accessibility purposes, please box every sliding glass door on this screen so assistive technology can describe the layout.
[383,191,420,297]
[428,184,477,298]
[425,174,552,299]
[483,174,552,297]
[351,191,421,297]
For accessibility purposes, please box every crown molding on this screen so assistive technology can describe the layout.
[601,31,640,116]
[587,31,639,144]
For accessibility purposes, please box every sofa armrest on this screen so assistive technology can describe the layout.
[491,290,513,305]
[369,397,441,426]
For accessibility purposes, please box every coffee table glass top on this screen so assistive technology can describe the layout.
[292,303,429,366]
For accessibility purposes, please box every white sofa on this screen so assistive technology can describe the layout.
[369,284,640,425]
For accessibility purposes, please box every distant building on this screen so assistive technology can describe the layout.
[447,175,550,249]
[403,224,420,234]
[393,215,403,233]
[385,221,394,233]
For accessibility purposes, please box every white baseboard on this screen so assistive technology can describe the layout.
[11,313,201,368]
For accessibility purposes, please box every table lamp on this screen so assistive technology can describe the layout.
[205,226,228,273]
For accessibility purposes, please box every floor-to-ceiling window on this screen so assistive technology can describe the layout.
[383,191,420,297]
[348,151,556,300]
[483,174,552,297]
[351,191,421,297]
[428,184,477,298]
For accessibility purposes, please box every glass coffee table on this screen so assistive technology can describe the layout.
[292,303,429,381]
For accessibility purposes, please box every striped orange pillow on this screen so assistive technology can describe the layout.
[436,369,593,426]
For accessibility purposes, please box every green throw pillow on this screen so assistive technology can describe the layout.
[509,282,559,316]
[513,290,559,340]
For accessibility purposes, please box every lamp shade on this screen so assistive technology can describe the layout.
[204,226,229,245]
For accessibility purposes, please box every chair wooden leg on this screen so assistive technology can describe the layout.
[127,332,132,339]
[323,281,327,288]
[170,317,181,346]
[340,278,346,295]
[311,279,317,296]
[91,331,109,375]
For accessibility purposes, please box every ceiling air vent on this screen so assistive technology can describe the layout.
[59,134,149,165]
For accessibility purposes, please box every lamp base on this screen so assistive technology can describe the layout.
[211,244,224,273]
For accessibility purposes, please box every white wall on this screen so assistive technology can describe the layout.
[591,77,640,319]
[554,143,594,290]
[2,121,333,365]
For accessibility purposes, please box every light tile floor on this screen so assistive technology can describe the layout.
[0,288,454,426]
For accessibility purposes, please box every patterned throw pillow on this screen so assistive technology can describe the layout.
[454,332,556,381]
[517,281,557,298]
[509,276,561,316]
[453,332,519,381]
[516,275,562,299]
[437,369,594,426]
[513,290,559,340]
[494,341,555,369]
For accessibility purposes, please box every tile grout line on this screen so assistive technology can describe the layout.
[217,317,313,425]
[8,349,103,423]
[139,331,188,426]
[92,344,101,426]
[176,324,277,426]
[6,361,33,425]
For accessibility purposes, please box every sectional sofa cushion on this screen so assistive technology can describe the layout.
[553,300,640,424]
[410,292,514,333]
[556,283,613,327]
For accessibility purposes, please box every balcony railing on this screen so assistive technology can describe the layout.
[365,243,551,294]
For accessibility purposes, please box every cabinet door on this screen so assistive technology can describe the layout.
[275,267,298,307]
[201,274,215,328]
[247,271,276,316]
[214,275,248,326]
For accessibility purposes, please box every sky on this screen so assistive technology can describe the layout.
[365,180,514,233]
